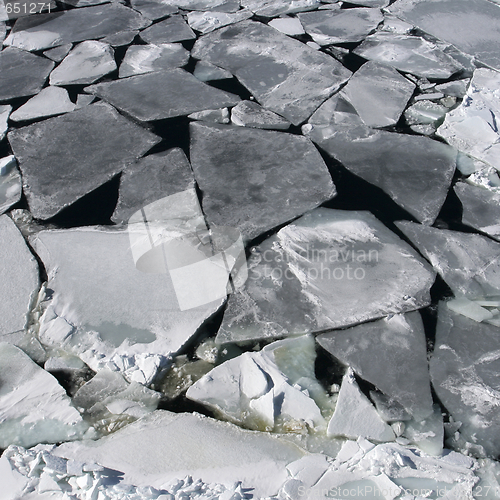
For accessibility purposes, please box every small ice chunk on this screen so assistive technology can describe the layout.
[328,369,395,442]
[0,105,11,141]
[414,92,444,101]
[75,94,96,109]
[241,0,321,17]
[187,9,253,35]
[268,17,305,36]
[50,41,116,86]
[130,0,178,20]
[455,182,500,240]
[447,297,494,322]
[341,61,415,128]
[231,100,290,130]
[140,15,196,44]
[435,79,469,98]
[298,8,383,45]
[189,108,230,124]
[193,60,233,82]
[0,156,22,215]
[43,43,73,62]
[370,392,411,423]
[10,87,76,122]
[0,343,87,448]
[119,43,189,78]
[101,30,139,47]
[354,32,463,79]
[405,100,447,126]
[401,405,444,456]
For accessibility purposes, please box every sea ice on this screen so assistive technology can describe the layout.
[129,0,178,20]
[268,17,305,36]
[305,96,456,225]
[43,43,73,62]
[31,225,224,384]
[4,4,150,51]
[85,69,240,121]
[0,343,88,449]
[241,0,321,17]
[193,60,233,81]
[298,8,383,45]
[192,20,351,125]
[188,108,229,123]
[317,312,433,421]
[396,221,500,300]
[231,100,291,129]
[340,61,415,128]
[187,9,253,34]
[216,208,435,343]
[0,156,22,215]
[327,368,395,442]
[49,41,116,86]
[187,335,332,432]
[389,0,500,71]
[455,182,500,240]
[431,304,500,458]
[119,43,189,78]
[112,148,195,225]
[0,105,10,141]
[0,215,39,340]
[10,87,76,122]
[404,99,447,128]
[354,32,463,79]
[8,102,160,219]
[437,68,500,172]
[189,122,335,241]
[101,30,139,47]
[54,410,306,498]
[0,48,54,102]
[140,15,196,44]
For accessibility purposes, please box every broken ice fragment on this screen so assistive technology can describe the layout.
[192,20,351,125]
[298,8,383,45]
[112,148,195,225]
[0,156,22,215]
[85,69,240,122]
[8,102,160,219]
[231,100,290,130]
[455,182,500,240]
[305,96,456,225]
[317,312,433,421]
[370,392,411,423]
[404,100,447,127]
[328,369,395,442]
[43,43,73,62]
[435,79,469,98]
[0,343,88,448]
[0,105,10,141]
[187,9,253,34]
[430,304,500,458]
[340,61,415,128]
[31,224,224,382]
[101,30,139,47]
[189,108,229,124]
[217,208,435,344]
[389,0,500,71]
[0,215,39,339]
[354,32,463,79]
[268,17,305,36]
[189,122,335,241]
[140,15,196,44]
[54,410,306,498]
[193,60,232,81]
[0,48,54,102]
[396,221,500,300]
[119,43,189,78]
[437,68,500,172]
[446,297,494,323]
[49,41,116,86]
[4,4,150,51]
[129,0,178,20]
[241,0,321,17]
[10,87,76,122]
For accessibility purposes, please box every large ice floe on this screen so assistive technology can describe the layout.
[3,0,500,498]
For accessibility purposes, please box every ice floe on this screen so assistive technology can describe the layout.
[231,100,291,129]
[0,156,22,215]
[140,15,196,44]
[187,9,253,34]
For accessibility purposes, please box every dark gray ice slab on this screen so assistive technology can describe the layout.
[129,0,178,20]
[112,148,195,224]
[389,0,500,71]
[140,15,196,44]
[192,21,351,125]
[455,182,500,240]
[4,4,150,51]
[43,44,73,62]
[431,303,500,458]
[0,48,54,102]
[231,100,290,130]
[102,30,139,47]
[8,103,160,220]
[0,215,39,338]
[241,0,321,16]
[119,43,190,78]
[341,61,415,128]
[305,97,456,225]
[396,221,500,300]
[317,312,433,421]
[0,105,11,141]
[216,208,435,344]
[354,32,463,79]
[298,8,383,45]
[193,60,233,81]
[85,69,240,121]
[189,122,336,241]
[187,10,253,34]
